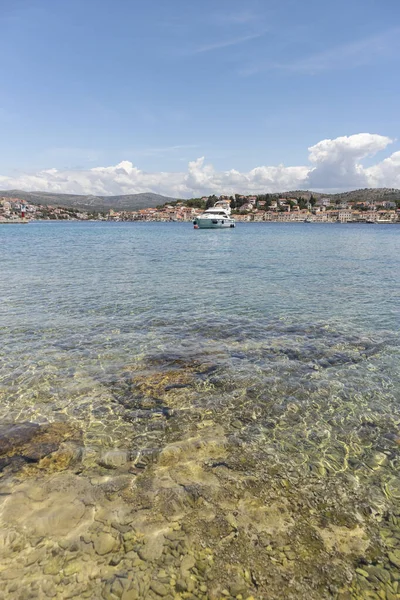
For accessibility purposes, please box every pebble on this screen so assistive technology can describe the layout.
[123,534,136,553]
[180,555,195,576]
[150,581,170,597]
[94,533,118,556]
[43,558,64,576]
[25,548,46,566]
[230,582,247,597]
[165,531,183,542]
[356,568,369,578]
[111,577,127,597]
[175,579,187,592]
[285,551,296,561]
[196,560,208,574]
[367,567,391,584]
[63,560,81,576]
[121,589,139,600]
[99,450,129,469]
[389,552,400,569]
[0,568,20,580]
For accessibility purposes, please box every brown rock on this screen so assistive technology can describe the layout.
[0,422,82,466]
[0,423,40,454]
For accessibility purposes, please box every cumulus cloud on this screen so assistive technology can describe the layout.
[366,151,400,189]
[0,133,398,197]
[307,133,393,189]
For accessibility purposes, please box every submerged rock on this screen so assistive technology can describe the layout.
[1,478,91,537]
[0,423,40,455]
[98,450,130,470]
[93,532,119,556]
[0,421,82,470]
[132,369,195,399]
[316,525,370,557]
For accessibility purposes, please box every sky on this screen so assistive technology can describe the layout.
[0,0,399,197]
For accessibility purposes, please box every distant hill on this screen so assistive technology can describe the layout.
[328,188,400,203]
[1,188,400,210]
[280,188,400,203]
[0,190,177,211]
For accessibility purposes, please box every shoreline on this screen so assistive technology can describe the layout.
[1,219,399,225]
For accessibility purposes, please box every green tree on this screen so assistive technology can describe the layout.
[186,198,206,209]
[298,198,308,210]
[206,195,218,209]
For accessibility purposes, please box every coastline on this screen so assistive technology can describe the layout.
[0,219,29,224]
[1,217,399,225]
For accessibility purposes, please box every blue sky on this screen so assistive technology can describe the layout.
[1,0,400,196]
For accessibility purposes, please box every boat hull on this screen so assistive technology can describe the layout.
[194,218,235,229]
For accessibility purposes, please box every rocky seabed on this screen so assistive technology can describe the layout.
[1,340,400,600]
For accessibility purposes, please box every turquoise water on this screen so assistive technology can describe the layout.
[0,222,400,600]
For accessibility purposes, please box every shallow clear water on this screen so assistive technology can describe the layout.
[0,222,399,600]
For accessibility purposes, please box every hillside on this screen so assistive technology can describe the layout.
[1,188,400,211]
[0,190,177,211]
[279,188,400,202]
[328,188,400,203]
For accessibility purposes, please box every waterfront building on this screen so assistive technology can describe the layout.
[338,210,353,222]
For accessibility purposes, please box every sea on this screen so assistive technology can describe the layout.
[0,221,399,600]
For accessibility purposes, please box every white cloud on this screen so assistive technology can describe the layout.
[307,133,393,189]
[0,133,398,197]
[366,151,400,189]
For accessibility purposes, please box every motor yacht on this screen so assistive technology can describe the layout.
[193,200,235,229]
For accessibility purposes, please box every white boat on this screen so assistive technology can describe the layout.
[193,200,235,229]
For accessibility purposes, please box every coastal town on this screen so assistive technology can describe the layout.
[1,193,399,223]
